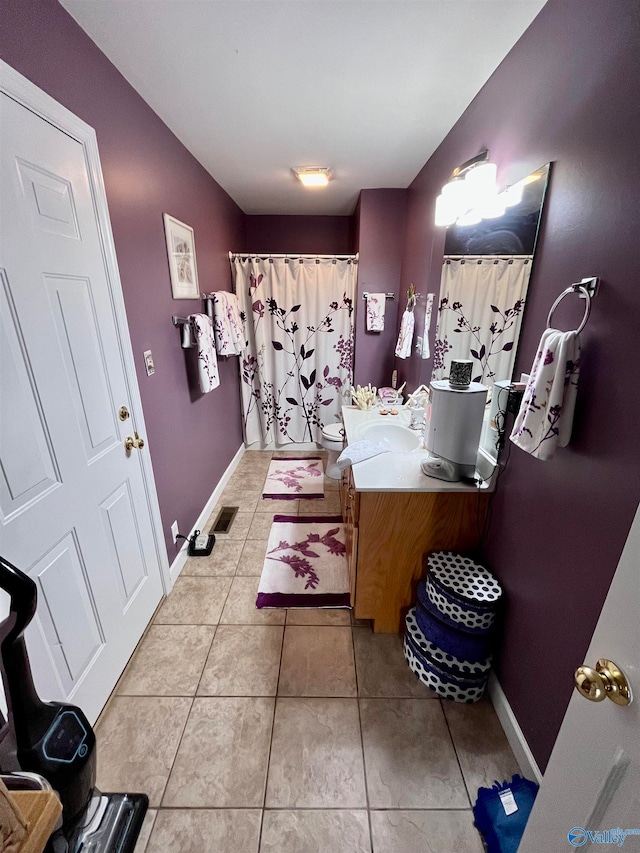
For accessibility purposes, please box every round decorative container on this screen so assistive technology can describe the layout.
[405,608,492,680]
[449,359,474,388]
[403,630,488,703]
[426,551,502,631]
[415,596,495,662]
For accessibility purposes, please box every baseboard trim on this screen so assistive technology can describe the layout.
[488,672,543,785]
[168,443,245,586]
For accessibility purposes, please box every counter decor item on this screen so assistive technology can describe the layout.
[404,551,502,702]
[351,383,377,410]
[449,358,474,388]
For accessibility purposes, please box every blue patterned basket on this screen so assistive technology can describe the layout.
[403,629,488,703]
[415,594,495,662]
[405,608,492,680]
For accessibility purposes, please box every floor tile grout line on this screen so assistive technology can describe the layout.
[438,697,473,808]
[192,622,219,698]
[258,619,286,844]
[353,626,375,853]
[140,805,477,812]
[156,694,195,811]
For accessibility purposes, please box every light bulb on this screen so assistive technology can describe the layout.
[435,193,457,227]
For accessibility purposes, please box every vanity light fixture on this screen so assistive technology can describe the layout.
[435,150,500,227]
[293,167,333,188]
[435,152,546,227]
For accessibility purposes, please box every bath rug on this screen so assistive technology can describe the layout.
[262,457,324,500]
[256,515,350,608]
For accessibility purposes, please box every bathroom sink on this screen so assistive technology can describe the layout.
[361,422,421,452]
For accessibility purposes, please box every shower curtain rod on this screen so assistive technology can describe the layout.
[229,251,359,261]
[443,254,531,261]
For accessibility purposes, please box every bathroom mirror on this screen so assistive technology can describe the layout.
[431,163,550,461]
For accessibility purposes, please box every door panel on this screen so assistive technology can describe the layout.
[33,534,104,693]
[16,158,81,239]
[0,88,163,723]
[44,274,118,459]
[0,270,62,518]
[100,482,148,605]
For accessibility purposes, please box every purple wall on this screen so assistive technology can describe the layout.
[399,0,640,768]
[0,0,246,560]
[245,215,355,255]
[354,190,408,389]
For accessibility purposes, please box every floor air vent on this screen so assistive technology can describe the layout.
[211,506,239,533]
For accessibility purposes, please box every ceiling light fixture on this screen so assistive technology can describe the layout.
[293,167,333,188]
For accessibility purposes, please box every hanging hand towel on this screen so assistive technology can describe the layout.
[189,313,220,393]
[395,309,415,359]
[510,327,581,460]
[213,291,244,355]
[421,293,434,359]
[366,293,386,331]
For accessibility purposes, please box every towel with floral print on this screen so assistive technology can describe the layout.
[366,293,386,331]
[189,313,220,392]
[213,291,244,356]
[262,456,325,499]
[510,327,581,460]
[256,515,350,608]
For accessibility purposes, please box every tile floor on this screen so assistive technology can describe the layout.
[97,450,520,853]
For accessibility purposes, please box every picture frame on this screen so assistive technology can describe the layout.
[163,213,199,299]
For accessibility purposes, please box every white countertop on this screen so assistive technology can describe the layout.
[341,405,495,493]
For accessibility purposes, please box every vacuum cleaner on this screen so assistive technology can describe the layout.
[0,554,148,852]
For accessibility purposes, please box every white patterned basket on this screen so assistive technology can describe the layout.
[425,551,502,631]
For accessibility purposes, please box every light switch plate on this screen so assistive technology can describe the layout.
[143,350,155,376]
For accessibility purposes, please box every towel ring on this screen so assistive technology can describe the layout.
[547,285,591,334]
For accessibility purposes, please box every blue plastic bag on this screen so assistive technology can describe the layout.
[473,774,539,853]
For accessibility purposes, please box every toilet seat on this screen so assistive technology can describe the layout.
[321,423,344,444]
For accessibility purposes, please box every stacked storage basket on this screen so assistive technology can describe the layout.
[403,551,502,703]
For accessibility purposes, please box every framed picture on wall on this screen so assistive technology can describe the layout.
[163,213,199,299]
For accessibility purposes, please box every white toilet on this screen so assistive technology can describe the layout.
[320,422,345,480]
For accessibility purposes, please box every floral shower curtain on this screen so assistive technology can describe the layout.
[432,257,532,385]
[232,255,356,446]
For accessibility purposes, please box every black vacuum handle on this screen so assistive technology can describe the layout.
[0,555,49,743]
[0,555,38,642]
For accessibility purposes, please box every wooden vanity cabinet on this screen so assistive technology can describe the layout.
[340,466,360,607]
[340,477,487,633]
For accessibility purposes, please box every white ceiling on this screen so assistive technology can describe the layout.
[60,0,547,216]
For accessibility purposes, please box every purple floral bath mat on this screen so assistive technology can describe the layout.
[256,515,350,609]
[262,457,325,500]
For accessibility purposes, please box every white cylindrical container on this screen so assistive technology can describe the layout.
[425,380,488,472]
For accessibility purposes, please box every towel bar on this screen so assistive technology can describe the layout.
[547,277,599,334]
[362,292,395,301]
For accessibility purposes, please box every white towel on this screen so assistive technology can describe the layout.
[366,293,386,331]
[510,327,581,460]
[395,309,415,359]
[337,440,389,469]
[189,313,220,393]
[213,291,244,356]
[421,293,434,359]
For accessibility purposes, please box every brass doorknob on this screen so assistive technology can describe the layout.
[574,659,632,706]
[124,431,145,452]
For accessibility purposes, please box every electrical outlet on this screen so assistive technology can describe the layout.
[171,521,179,544]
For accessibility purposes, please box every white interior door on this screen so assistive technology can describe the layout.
[519,504,639,850]
[0,84,164,723]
